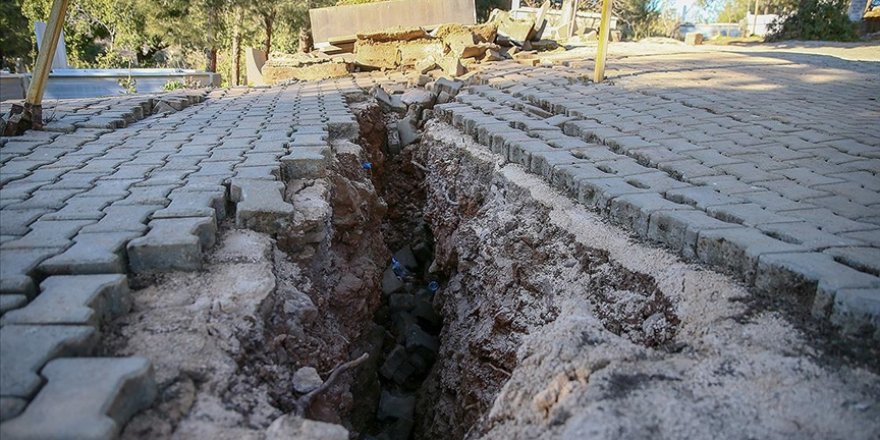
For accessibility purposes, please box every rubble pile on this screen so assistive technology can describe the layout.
[262,52,353,84]
[370,77,463,156]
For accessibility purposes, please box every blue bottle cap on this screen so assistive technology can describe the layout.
[428,281,439,293]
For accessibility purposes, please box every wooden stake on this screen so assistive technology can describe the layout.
[752,0,761,36]
[593,0,613,83]
[25,0,69,129]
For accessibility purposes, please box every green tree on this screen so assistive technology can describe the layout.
[0,0,33,71]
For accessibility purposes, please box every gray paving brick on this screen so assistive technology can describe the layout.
[0,357,156,440]
[40,195,119,221]
[0,295,27,316]
[79,204,163,234]
[231,179,294,234]
[696,228,807,282]
[551,163,613,198]
[0,397,26,422]
[666,186,745,209]
[127,217,217,273]
[1,274,130,327]
[609,193,694,237]
[0,325,97,398]
[4,189,82,211]
[0,220,94,250]
[151,189,226,221]
[578,177,650,211]
[0,248,64,296]
[280,147,330,180]
[757,222,864,250]
[647,210,742,259]
[755,252,880,319]
[0,209,48,236]
[706,203,798,227]
[783,208,875,233]
[40,231,140,275]
[114,184,176,206]
[830,288,879,338]
[824,247,880,276]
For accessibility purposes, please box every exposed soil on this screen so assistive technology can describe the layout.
[105,94,879,440]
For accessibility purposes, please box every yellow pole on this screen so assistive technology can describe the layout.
[593,0,613,83]
[25,0,69,129]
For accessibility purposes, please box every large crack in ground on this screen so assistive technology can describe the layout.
[100,89,879,440]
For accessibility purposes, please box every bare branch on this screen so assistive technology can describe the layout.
[292,353,369,416]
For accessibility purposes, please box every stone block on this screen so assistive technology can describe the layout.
[609,193,694,238]
[378,390,416,422]
[382,268,405,295]
[1,274,130,327]
[647,210,741,259]
[0,295,27,316]
[151,189,226,221]
[231,179,295,234]
[0,397,25,422]
[292,367,323,394]
[127,217,216,273]
[0,357,156,440]
[577,177,649,211]
[1,248,66,296]
[696,228,806,283]
[380,345,416,385]
[755,252,880,318]
[40,232,140,275]
[79,204,164,234]
[0,219,93,250]
[830,288,880,337]
[281,147,330,180]
[0,325,97,398]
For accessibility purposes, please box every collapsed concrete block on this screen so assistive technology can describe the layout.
[382,267,405,295]
[685,32,703,45]
[397,116,421,147]
[436,55,466,77]
[380,345,417,385]
[400,89,435,109]
[378,390,416,421]
[405,322,439,358]
[266,414,349,440]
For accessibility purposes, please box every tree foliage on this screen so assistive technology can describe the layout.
[0,0,32,71]
[767,0,858,41]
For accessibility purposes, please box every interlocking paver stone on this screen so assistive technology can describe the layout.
[1,274,130,327]
[0,325,97,398]
[231,178,295,234]
[127,217,217,273]
[0,357,156,440]
[40,231,140,275]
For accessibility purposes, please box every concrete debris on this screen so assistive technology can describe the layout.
[490,10,537,46]
[262,52,353,84]
[265,414,348,440]
[292,367,324,394]
[685,32,704,45]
